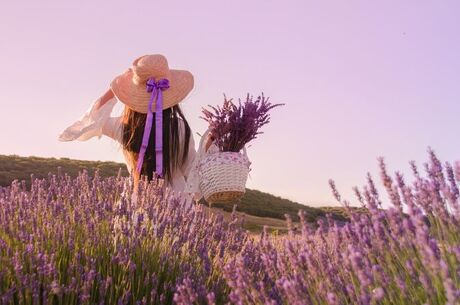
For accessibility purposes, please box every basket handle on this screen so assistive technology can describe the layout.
[199,129,249,159]
[198,128,211,156]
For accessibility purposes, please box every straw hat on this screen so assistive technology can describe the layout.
[110,54,194,113]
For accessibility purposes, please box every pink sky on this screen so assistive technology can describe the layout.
[1,0,459,205]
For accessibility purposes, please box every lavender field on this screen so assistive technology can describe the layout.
[0,150,459,305]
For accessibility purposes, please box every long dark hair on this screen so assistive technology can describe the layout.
[121,105,191,183]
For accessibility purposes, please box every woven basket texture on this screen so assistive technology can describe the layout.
[199,151,250,203]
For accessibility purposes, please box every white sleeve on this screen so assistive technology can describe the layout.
[102,116,123,143]
[184,128,212,201]
[58,97,118,142]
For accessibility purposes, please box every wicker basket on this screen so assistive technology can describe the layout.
[198,151,250,204]
[196,130,251,204]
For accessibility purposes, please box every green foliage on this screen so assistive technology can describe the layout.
[0,155,129,188]
[207,189,329,222]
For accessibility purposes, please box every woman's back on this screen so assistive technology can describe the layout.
[59,54,196,194]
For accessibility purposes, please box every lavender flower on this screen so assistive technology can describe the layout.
[201,93,284,152]
[0,150,458,304]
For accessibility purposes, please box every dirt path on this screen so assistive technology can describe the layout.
[201,205,293,233]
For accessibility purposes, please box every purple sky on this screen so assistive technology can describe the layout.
[1,0,459,205]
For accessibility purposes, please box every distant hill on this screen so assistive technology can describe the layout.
[206,190,344,223]
[0,155,130,186]
[0,154,355,230]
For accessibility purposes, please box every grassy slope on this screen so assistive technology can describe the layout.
[0,154,352,231]
[206,190,344,222]
[0,155,130,186]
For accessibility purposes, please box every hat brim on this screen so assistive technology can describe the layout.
[110,69,194,114]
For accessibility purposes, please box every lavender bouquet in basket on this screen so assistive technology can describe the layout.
[190,93,283,204]
[201,94,284,152]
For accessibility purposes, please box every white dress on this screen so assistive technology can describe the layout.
[58,97,197,195]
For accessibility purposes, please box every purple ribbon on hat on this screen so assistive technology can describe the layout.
[136,77,170,177]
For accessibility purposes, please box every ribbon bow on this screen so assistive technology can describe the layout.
[136,77,170,177]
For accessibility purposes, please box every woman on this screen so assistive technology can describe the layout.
[59,54,197,194]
